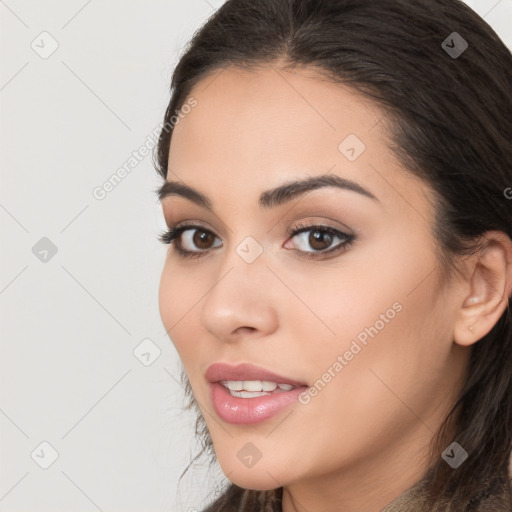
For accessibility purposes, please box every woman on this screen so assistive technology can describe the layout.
[154,0,512,510]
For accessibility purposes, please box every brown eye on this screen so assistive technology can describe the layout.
[160,222,355,260]
[283,222,356,260]
[288,224,352,255]
[179,227,221,252]
[192,229,216,249]
[308,230,334,251]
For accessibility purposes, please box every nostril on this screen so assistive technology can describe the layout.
[236,326,257,334]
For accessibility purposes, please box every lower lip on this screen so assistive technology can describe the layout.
[209,382,307,425]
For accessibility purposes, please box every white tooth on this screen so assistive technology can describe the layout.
[278,383,294,391]
[239,390,271,398]
[227,380,243,391]
[242,380,263,392]
[228,390,271,398]
[262,381,278,391]
[222,380,284,392]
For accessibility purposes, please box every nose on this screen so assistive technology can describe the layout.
[200,241,279,343]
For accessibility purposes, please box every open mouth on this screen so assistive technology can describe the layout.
[218,379,302,398]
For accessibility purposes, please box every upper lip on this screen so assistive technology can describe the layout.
[205,362,308,387]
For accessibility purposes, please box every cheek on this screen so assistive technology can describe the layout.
[158,263,174,335]
[268,305,440,479]
[294,258,450,438]
[158,261,198,355]
[284,231,449,412]
[274,230,436,359]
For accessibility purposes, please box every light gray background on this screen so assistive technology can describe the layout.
[1,1,511,511]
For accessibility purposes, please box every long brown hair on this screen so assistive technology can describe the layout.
[153,1,512,510]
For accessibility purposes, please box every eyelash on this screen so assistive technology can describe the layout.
[158,221,355,260]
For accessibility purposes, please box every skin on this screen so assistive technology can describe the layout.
[158,64,512,512]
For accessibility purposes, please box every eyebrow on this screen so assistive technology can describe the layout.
[156,173,378,212]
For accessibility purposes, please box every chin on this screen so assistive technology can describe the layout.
[214,451,295,491]
[225,470,284,491]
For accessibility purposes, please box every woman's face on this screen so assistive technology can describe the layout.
[158,66,470,493]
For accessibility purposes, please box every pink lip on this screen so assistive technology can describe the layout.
[205,362,308,425]
[205,362,307,387]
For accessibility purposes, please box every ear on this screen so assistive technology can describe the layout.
[453,231,512,346]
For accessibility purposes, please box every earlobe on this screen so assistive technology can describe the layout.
[453,231,512,347]
[454,291,485,347]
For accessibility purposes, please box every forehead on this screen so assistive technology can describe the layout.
[167,65,430,215]
[170,65,383,164]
